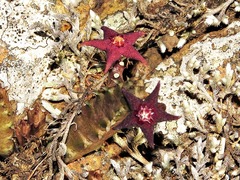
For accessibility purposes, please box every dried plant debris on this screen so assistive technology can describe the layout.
[15,101,47,146]
[0,0,240,179]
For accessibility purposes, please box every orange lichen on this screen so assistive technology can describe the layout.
[93,0,127,20]
[0,41,9,64]
[60,20,72,32]
[75,2,91,30]
[52,0,69,14]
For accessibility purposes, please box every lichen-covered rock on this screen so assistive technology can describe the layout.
[0,0,82,114]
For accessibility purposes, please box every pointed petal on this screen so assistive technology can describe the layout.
[140,125,155,148]
[121,45,148,65]
[104,51,121,73]
[102,26,118,39]
[145,82,160,104]
[122,88,142,110]
[123,31,145,45]
[82,39,109,51]
[113,114,138,130]
[156,110,181,123]
[157,103,166,111]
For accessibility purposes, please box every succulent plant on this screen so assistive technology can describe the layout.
[0,87,15,156]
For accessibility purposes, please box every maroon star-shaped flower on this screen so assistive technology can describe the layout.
[81,26,147,73]
[113,81,181,148]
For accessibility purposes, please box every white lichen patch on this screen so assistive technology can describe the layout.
[0,58,53,113]
[0,0,57,113]
[0,0,82,114]
[0,0,56,50]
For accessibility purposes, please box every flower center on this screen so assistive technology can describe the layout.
[112,36,125,47]
[136,105,154,123]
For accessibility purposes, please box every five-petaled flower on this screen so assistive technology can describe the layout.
[81,26,147,73]
[114,81,181,148]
